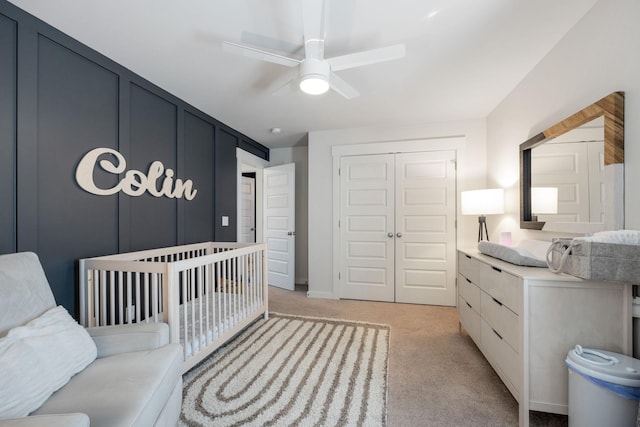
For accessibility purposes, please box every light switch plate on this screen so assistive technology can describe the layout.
[222,216,229,226]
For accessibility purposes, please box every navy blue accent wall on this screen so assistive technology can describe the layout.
[0,1,269,316]
[0,14,16,255]
[128,84,179,251]
[184,112,216,244]
[215,129,240,242]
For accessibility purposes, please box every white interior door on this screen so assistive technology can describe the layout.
[394,151,456,305]
[264,163,295,290]
[239,175,256,243]
[340,154,395,302]
[339,150,457,306]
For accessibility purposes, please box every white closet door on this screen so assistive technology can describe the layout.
[340,154,395,302]
[264,163,295,290]
[394,151,456,305]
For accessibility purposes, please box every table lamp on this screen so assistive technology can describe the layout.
[531,187,558,221]
[461,188,505,242]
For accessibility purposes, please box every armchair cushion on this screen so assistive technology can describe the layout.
[87,322,170,358]
[0,306,96,419]
[32,343,183,427]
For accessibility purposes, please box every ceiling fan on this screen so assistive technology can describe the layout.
[222,0,406,99]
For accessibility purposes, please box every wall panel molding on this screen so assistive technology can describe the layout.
[0,12,17,254]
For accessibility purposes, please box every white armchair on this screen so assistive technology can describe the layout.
[0,252,183,427]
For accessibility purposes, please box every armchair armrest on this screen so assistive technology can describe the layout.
[0,414,89,427]
[87,322,170,358]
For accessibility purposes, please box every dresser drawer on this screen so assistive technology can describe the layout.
[459,294,481,344]
[481,318,519,393]
[458,273,481,310]
[480,290,519,352]
[479,263,520,314]
[458,252,480,283]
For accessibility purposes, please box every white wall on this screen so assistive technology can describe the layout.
[487,0,640,242]
[308,120,487,299]
[269,146,309,285]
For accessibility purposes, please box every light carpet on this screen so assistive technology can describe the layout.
[179,312,390,427]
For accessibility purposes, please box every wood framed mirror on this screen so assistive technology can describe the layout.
[519,92,624,231]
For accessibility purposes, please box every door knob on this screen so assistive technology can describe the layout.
[396,232,403,238]
[387,232,394,238]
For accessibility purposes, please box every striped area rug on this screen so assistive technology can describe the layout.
[179,312,390,427]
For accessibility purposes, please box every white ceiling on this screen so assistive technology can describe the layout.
[8,0,597,149]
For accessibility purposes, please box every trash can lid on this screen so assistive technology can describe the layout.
[566,345,640,387]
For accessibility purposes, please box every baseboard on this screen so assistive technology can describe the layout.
[306,290,338,300]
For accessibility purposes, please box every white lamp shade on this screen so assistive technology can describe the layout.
[531,187,558,214]
[461,189,504,215]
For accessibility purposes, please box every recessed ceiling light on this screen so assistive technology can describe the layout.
[270,127,282,134]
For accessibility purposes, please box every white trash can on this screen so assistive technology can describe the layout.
[566,345,640,427]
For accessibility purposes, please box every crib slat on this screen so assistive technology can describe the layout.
[100,270,107,326]
[126,272,132,324]
[196,266,204,349]
[151,272,158,322]
[182,270,189,359]
[108,271,114,325]
[135,273,141,323]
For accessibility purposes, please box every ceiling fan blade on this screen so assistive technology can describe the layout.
[302,0,326,59]
[329,73,359,99]
[327,44,406,72]
[222,41,301,67]
[240,31,303,56]
[265,69,300,96]
[271,78,299,97]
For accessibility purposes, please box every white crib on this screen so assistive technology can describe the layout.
[78,242,268,372]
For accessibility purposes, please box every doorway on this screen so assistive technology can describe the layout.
[236,150,297,291]
[239,173,256,243]
[338,150,457,306]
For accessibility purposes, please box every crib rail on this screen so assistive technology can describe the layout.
[79,242,268,370]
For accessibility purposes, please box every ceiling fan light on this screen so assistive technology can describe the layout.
[299,75,330,95]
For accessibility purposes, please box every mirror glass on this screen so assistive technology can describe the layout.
[520,92,624,231]
[531,117,604,224]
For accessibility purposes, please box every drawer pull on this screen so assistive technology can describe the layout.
[492,328,503,340]
[492,297,503,306]
[466,301,473,309]
[492,266,502,273]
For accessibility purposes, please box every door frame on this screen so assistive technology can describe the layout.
[239,173,257,243]
[331,137,465,301]
[236,148,269,243]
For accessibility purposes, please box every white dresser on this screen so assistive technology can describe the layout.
[458,249,632,427]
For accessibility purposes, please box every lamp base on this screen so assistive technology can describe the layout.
[477,215,489,242]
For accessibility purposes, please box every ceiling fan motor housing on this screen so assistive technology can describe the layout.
[299,58,331,94]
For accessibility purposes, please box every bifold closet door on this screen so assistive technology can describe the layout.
[394,151,456,306]
[339,151,456,306]
[340,154,395,302]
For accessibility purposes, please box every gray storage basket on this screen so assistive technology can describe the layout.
[546,238,640,284]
